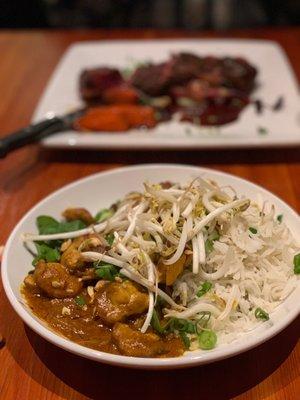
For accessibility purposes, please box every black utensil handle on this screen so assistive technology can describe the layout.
[0,117,65,158]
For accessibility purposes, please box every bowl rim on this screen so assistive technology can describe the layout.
[2,163,300,369]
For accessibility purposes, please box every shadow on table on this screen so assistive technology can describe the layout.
[39,146,300,165]
[23,316,299,400]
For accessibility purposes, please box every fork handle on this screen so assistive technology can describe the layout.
[0,117,65,158]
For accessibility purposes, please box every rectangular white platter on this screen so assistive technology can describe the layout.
[34,39,300,150]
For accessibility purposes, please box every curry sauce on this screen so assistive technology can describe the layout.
[22,279,184,358]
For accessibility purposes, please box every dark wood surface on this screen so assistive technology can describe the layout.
[0,28,299,400]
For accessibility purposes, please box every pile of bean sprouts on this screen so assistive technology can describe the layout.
[22,178,299,348]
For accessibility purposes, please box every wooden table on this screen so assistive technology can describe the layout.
[0,28,299,400]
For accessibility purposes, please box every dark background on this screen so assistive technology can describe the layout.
[1,0,300,30]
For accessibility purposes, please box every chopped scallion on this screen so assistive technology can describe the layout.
[254,307,269,321]
[95,263,119,281]
[179,331,190,350]
[95,208,114,222]
[197,281,212,297]
[249,227,257,234]
[293,253,300,274]
[277,214,283,223]
[205,239,214,254]
[75,295,86,307]
[198,330,217,350]
[151,309,165,334]
[105,233,115,246]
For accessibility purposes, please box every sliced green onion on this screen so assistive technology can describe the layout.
[196,281,212,297]
[205,239,214,254]
[257,126,268,135]
[198,330,217,350]
[105,233,115,246]
[95,263,119,281]
[254,307,269,321]
[32,243,60,266]
[179,331,191,350]
[151,309,165,334]
[95,208,114,222]
[168,318,195,334]
[277,214,283,223]
[209,229,220,241]
[75,295,86,307]
[293,253,300,274]
[249,227,257,234]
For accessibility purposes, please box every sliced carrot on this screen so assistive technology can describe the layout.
[102,85,139,104]
[75,105,156,132]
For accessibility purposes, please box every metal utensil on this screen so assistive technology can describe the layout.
[0,108,85,158]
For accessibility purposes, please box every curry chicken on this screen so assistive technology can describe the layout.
[22,207,184,358]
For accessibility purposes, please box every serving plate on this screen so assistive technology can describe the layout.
[2,164,300,369]
[34,39,300,150]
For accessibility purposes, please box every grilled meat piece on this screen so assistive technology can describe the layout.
[169,52,203,83]
[130,62,172,96]
[221,57,257,92]
[80,67,123,102]
[180,89,249,126]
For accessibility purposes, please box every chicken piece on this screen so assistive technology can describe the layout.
[61,233,106,271]
[62,207,94,225]
[60,247,84,271]
[34,260,82,298]
[94,281,149,325]
[157,254,186,286]
[159,181,173,189]
[75,267,97,281]
[112,323,161,357]
[23,274,40,294]
[60,236,86,271]
[112,323,185,357]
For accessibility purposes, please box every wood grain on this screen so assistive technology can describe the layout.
[0,28,299,400]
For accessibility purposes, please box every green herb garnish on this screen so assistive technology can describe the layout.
[249,227,258,234]
[196,281,212,297]
[37,216,60,235]
[95,208,114,222]
[105,233,115,246]
[75,295,86,307]
[59,220,86,232]
[179,331,190,350]
[170,318,196,334]
[95,262,119,281]
[209,229,220,241]
[205,229,220,254]
[205,239,214,254]
[254,307,269,321]
[198,329,217,350]
[277,214,283,223]
[36,215,86,235]
[257,126,268,135]
[293,253,300,274]
[151,309,165,334]
[32,243,60,266]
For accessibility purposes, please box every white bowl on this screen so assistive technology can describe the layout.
[2,164,300,369]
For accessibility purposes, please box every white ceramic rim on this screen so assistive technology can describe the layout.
[2,164,300,369]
